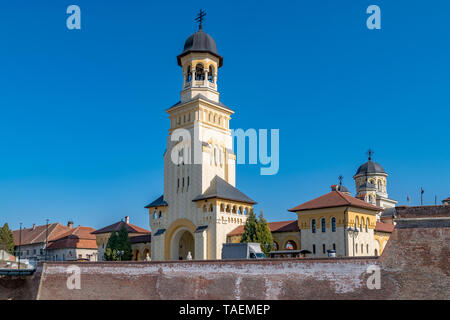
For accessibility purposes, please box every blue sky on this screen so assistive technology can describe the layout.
[1,0,449,231]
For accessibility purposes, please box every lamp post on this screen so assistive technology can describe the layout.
[346,225,359,257]
[44,219,49,262]
[18,223,22,270]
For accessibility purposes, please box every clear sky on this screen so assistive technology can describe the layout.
[1,0,449,231]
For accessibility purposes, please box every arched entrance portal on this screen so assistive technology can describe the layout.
[179,231,195,260]
[170,228,195,260]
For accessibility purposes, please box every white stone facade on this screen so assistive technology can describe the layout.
[149,43,251,261]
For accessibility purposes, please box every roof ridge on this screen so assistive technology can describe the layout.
[30,223,58,244]
[334,191,353,204]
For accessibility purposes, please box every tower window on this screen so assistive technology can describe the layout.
[186,65,192,82]
[195,64,205,80]
[331,217,336,232]
[311,219,316,233]
[321,218,326,232]
[208,65,214,82]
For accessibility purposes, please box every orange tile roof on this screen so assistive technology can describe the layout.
[374,221,395,233]
[13,223,72,246]
[227,220,299,237]
[47,226,98,250]
[288,191,382,212]
[91,221,150,235]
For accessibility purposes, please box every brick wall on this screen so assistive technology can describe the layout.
[1,210,449,300]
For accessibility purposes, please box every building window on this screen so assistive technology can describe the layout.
[285,240,297,250]
[208,65,214,82]
[333,243,336,251]
[273,242,279,251]
[366,218,369,232]
[195,64,205,80]
[311,219,316,233]
[322,244,326,254]
[321,218,326,232]
[366,244,369,254]
[331,217,336,232]
[312,244,316,254]
[186,65,192,82]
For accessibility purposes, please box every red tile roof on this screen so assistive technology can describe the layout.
[46,226,98,250]
[288,191,382,212]
[374,221,395,233]
[91,221,150,235]
[227,220,299,237]
[12,223,72,246]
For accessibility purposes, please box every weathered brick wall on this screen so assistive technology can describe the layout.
[1,214,449,300]
[395,205,450,218]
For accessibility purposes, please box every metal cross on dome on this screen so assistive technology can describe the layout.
[195,9,206,29]
[367,149,374,161]
[338,175,344,186]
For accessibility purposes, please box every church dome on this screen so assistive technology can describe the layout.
[177,28,223,67]
[355,160,386,176]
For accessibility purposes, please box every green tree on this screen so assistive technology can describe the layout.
[0,223,15,255]
[256,212,274,256]
[103,225,133,261]
[240,210,274,256]
[104,231,119,261]
[240,211,258,243]
[117,225,133,261]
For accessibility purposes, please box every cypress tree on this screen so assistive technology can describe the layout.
[117,225,133,261]
[104,231,119,261]
[0,223,15,255]
[240,210,258,243]
[256,212,274,256]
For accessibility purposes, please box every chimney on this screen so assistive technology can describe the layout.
[67,221,74,228]
[32,223,36,230]
[331,185,338,191]
[125,216,130,224]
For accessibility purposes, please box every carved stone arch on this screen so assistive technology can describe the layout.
[164,218,197,261]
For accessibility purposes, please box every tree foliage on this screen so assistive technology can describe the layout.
[256,212,274,256]
[103,225,133,261]
[240,210,274,256]
[0,223,15,255]
[240,211,258,243]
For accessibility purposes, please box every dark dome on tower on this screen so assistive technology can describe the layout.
[177,28,223,67]
[355,160,386,176]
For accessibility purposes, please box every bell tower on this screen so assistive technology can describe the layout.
[177,10,223,104]
[146,12,256,261]
[353,150,397,210]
